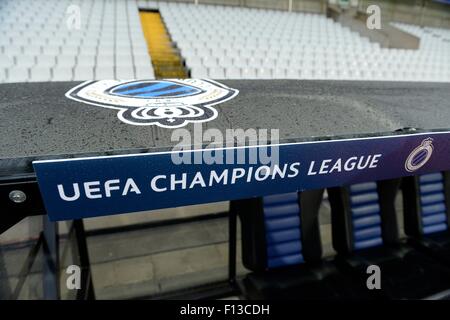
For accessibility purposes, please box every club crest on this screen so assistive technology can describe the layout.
[65,79,239,128]
[405,138,434,172]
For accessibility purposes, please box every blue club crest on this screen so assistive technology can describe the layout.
[109,80,204,99]
[405,138,434,172]
[65,79,239,128]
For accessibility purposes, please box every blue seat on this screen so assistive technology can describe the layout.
[233,189,372,299]
[328,179,400,256]
[263,193,304,268]
[349,182,384,250]
[402,172,450,266]
[328,178,450,299]
[236,190,323,272]
[403,172,449,237]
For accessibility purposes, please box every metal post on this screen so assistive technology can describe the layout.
[288,0,293,12]
[0,247,12,299]
[73,219,95,300]
[43,216,60,300]
[228,206,237,287]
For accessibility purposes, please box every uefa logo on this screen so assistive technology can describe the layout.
[404,138,434,172]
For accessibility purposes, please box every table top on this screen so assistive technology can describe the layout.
[1,79,450,177]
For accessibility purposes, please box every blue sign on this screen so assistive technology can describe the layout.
[434,0,450,5]
[33,131,450,221]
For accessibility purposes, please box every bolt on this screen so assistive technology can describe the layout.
[9,190,27,204]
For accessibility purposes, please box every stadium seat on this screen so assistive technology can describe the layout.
[37,55,56,68]
[208,67,226,79]
[77,55,96,67]
[225,67,241,79]
[190,66,208,78]
[116,66,135,79]
[96,65,113,79]
[328,180,450,299]
[234,190,372,299]
[73,66,94,81]
[0,68,6,82]
[0,55,14,68]
[30,66,51,82]
[58,55,77,68]
[16,56,35,68]
[402,172,450,266]
[7,66,29,82]
[241,67,257,79]
[52,66,73,81]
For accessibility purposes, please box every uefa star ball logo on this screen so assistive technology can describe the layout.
[405,138,434,172]
[65,79,239,128]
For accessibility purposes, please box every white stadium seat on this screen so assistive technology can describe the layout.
[241,67,257,79]
[208,67,226,79]
[0,55,14,68]
[190,66,208,78]
[37,55,56,67]
[225,67,241,79]
[30,66,51,82]
[116,66,135,79]
[95,66,115,79]
[0,68,6,82]
[135,66,155,79]
[57,55,77,68]
[77,55,96,67]
[7,66,29,82]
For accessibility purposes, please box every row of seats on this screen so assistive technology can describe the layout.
[235,171,450,299]
[187,55,450,68]
[191,66,450,81]
[0,43,148,53]
[0,65,154,82]
[0,54,152,67]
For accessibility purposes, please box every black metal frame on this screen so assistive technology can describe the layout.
[1,173,244,300]
[72,219,96,300]
[0,176,44,234]
[228,205,238,287]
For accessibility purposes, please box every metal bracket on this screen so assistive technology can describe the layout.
[0,176,46,234]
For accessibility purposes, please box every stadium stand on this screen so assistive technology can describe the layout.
[0,0,155,82]
[0,1,450,82]
[160,2,450,82]
[1,1,449,83]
